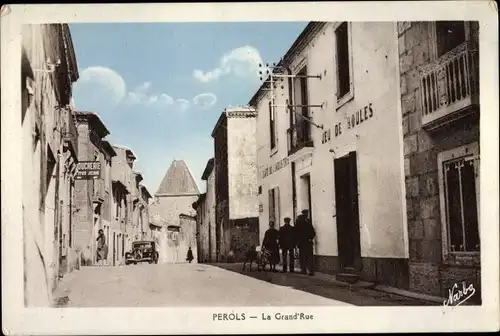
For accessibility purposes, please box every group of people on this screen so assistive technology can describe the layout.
[262,209,316,276]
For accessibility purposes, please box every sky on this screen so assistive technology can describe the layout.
[70,22,308,194]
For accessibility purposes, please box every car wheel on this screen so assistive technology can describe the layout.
[133,261,137,265]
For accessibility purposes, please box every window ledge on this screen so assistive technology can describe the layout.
[336,91,354,110]
[270,146,279,158]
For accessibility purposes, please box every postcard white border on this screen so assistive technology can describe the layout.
[1,1,499,334]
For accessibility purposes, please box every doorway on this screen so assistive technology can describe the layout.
[113,233,116,266]
[334,151,361,272]
[300,174,312,221]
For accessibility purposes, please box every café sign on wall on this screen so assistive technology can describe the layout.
[260,157,290,179]
[75,161,101,180]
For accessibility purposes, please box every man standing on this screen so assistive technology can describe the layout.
[295,209,315,276]
[279,217,296,273]
[96,229,107,266]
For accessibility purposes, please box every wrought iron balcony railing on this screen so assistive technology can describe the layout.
[287,121,313,155]
[419,42,479,130]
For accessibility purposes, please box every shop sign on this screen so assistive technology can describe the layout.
[75,161,101,180]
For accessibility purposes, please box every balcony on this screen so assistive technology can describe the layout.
[62,108,78,155]
[287,121,313,155]
[419,42,479,131]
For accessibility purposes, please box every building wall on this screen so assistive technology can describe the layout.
[74,121,111,266]
[227,115,259,219]
[21,24,79,305]
[256,22,407,286]
[398,21,481,302]
[74,122,93,259]
[195,198,209,262]
[110,147,135,265]
[150,195,198,263]
[154,195,199,227]
[179,215,198,263]
[206,170,217,261]
[214,118,229,261]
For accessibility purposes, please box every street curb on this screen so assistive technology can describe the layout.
[372,285,444,304]
[210,263,443,305]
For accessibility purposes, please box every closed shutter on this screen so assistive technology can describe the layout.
[268,189,274,224]
[275,187,281,227]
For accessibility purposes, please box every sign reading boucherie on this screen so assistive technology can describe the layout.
[75,161,101,180]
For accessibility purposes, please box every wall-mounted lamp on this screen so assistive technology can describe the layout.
[33,58,61,73]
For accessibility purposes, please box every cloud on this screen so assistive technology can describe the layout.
[193,45,264,83]
[192,93,217,108]
[176,99,190,111]
[74,69,200,114]
[124,82,174,107]
[72,66,127,110]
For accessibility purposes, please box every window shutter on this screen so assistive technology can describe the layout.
[268,189,274,223]
[275,187,281,227]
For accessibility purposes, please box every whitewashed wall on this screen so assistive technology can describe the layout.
[256,22,408,260]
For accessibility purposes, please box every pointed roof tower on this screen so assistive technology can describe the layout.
[155,160,200,197]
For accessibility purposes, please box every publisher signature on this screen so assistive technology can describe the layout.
[443,281,476,306]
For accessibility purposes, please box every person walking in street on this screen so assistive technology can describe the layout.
[96,229,107,266]
[186,247,194,263]
[262,221,280,272]
[279,217,296,273]
[295,209,315,276]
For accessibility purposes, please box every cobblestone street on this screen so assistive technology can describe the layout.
[52,263,354,307]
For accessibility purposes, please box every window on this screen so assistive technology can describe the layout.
[41,146,56,209]
[258,186,262,195]
[436,21,466,58]
[335,22,353,102]
[293,66,309,122]
[438,143,480,257]
[290,65,312,147]
[268,187,280,226]
[122,235,125,256]
[115,190,121,218]
[269,100,276,150]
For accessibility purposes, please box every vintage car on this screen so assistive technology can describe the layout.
[125,240,159,265]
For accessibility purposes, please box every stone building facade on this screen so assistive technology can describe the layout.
[21,23,79,306]
[193,158,217,263]
[397,21,480,302]
[251,22,408,286]
[139,184,153,239]
[99,140,117,266]
[179,214,198,263]
[74,111,112,266]
[110,145,137,265]
[212,107,260,262]
[150,159,200,263]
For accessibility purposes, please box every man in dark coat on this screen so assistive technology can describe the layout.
[279,217,296,273]
[295,209,315,275]
[96,229,107,266]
